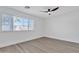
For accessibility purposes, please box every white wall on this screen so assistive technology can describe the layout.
[0,7,44,48]
[45,9,79,43]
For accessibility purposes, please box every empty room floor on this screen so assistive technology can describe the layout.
[0,37,79,53]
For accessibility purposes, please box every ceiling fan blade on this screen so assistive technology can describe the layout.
[51,7,59,11]
[40,11,48,13]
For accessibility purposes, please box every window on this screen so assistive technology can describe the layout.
[2,15,13,31]
[13,16,29,31]
[2,15,34,32]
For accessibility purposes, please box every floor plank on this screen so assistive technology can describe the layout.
[18,43,46,53]
[0,45,21,53]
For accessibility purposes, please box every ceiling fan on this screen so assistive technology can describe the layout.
[41,7,59,15]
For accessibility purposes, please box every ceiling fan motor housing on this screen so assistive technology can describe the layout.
[48,9,51,11]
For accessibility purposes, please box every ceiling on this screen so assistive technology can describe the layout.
[8,6,79,19]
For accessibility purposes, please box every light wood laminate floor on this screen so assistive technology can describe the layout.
[0,37,79,53]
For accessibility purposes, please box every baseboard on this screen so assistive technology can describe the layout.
[45,35,79,44]
[0,36,43,48]
[1,35,79,48]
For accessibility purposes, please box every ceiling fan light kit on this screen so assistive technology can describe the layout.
[25,6,30,9]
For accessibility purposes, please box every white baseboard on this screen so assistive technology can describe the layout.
[45,35,79,44]
[1,35,79,48]
[0,35,43,48]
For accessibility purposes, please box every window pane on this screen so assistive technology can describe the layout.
[28,20,34,30]
[2,15,13,31]
[13,16,29,31]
